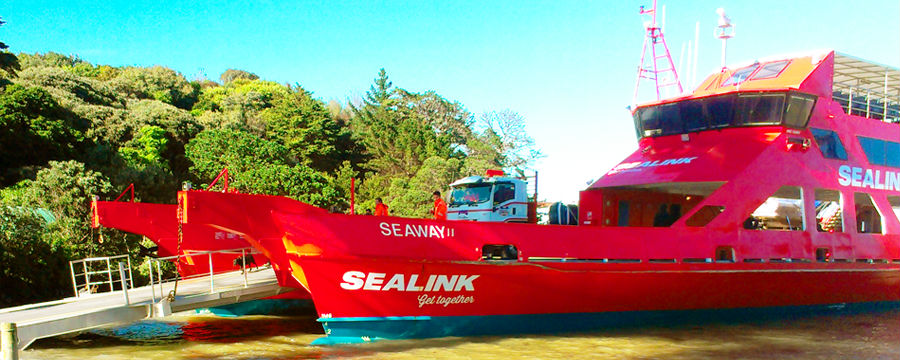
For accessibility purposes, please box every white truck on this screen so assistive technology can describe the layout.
[446,171,537,223]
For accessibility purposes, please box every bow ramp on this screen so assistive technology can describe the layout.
[0,256,290,352]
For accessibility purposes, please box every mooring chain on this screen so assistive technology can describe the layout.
[168,205,186,303]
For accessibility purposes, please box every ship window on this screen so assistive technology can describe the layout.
[707,95,736,128]
[889,196,900,224]
[493,183,516,204]
[734,93,785,126]
[680,99,708,132]
[809,128,848,160]
[814,189,843,232]
[722,64,760,86]
[749,60,791,80]
[854,193,882,234]
[685,205,725,227]
[745,186,803,231]
[857,136,900,168]
[783,93,816,128]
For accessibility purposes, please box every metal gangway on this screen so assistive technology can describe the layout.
[0,248,292,354]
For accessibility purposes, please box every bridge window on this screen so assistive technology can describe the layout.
[735,93,785,126]
[857,136,900,167]
[633,91,816,138]
[745,186,803,231]
[783,93,817,128]
[810,128,848,160]
[854,193,882,234]
[815,189,843,232]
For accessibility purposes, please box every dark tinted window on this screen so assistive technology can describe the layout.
[734,94,785,125]
[750,60,790,80]
[783,93,816,128]
[632,92,817,139]
[707,95,736,128]
[810,128,848,160]
[680,100,707,132]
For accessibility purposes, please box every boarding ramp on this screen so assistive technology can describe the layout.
[0,248,291,352]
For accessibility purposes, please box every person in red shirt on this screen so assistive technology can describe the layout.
[432,191,447,220]
[374,197,389,216]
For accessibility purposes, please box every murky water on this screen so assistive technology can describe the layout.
[22,308,900,359]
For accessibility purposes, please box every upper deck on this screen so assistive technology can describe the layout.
[631,51,900,140]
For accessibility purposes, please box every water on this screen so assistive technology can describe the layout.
[22,309,900,359]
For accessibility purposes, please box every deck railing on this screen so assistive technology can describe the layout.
[832,83,900,122]
[146,247,261,305]
[69,254,133,297]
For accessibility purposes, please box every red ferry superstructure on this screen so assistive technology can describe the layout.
[177,51,900,344]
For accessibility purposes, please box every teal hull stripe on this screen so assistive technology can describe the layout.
[317,316,431,323]
[312,301,900,346]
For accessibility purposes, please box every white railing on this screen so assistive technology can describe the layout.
[833,83,900,122]
[147,247,261,305]
[69,255,133,298]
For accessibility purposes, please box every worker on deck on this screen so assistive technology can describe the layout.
[432,191,447,220]
[374,197,389,216]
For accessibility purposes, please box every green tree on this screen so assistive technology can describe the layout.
[0,206,70,307]
[17,161,114,255]
[0,17,20,77]
[109,66,199,109]
[0,84,88,185]
[262,85,352,172]
[185,129,342,207]
[219,69,259,84]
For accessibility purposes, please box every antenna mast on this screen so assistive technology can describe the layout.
[633,0,683,105]
[714,8,735,69]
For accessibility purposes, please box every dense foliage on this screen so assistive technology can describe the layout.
[0,41,540,305]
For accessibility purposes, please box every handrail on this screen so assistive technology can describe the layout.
[113,183,135,202]
[147,247,261,307]
[206,168,230,192]
[69,254,133,297]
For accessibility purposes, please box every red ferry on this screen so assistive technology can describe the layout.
[176,50,900,344]
[89,180,311,303]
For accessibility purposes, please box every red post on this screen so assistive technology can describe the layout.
[350,178,356,215]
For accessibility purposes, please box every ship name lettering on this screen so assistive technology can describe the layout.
[379,222,455,238]
[608,156,698,174]
[837,165,900,191]
[340,271,478,292]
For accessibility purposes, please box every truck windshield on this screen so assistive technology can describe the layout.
[450,184,492,206]
[632,91,816,138]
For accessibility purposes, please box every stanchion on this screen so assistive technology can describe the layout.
[118,262,130,305]
[1,322,18,360]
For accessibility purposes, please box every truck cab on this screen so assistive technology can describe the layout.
[447,172,534,223]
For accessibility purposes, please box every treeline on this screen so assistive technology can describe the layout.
[0,45,539,305]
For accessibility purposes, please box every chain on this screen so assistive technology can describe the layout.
[168,205,186,302]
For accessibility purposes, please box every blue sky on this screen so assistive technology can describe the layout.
[2,1,898,202]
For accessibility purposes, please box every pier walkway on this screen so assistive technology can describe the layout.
[0,267,291,351]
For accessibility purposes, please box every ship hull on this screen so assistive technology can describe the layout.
[296,256,900,344]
